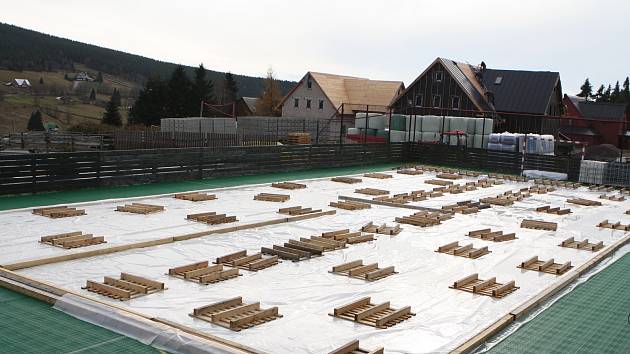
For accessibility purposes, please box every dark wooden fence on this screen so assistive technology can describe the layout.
[0,143,404,195]
[112,131,278,150]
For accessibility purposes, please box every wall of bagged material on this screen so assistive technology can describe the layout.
[379,115,492,146]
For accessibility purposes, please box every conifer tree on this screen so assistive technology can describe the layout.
[102,93,122,126]
[222,72,239,104]
[112,88,122,106]
[89,88,96,100]
[255,67,282,116]
[166,66,192,117]
[622,77,630,103]
[190,63,215,116]
[612,81,622,103]
[594,85,605,102]
[603,85,612,102]
[27,110,45,131]
[96,71,103,83]
[577,78,592,99]
[129,76,168,125]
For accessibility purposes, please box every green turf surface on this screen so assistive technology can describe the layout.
[0,287,162,354]
[488,252,630,354]
[0,163,401,211]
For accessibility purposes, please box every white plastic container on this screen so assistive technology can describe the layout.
[347,127,360,135]
[541,134,555,154]
[421,115,448,132]
[489,133,501,144]
[421,132,440,142]
[487,142,502,151]
[474,118,493,135]
[389,130,408,143]
[367,115,387,130]
[448,117,468,132]
[499,132,516,145]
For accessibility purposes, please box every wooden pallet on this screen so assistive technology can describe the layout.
[271,182,307,190]
[361,222,401,235]
[442,201,488,214]
[449,274,518,298]
[329,200,371,210]
[596,219,630,231]
[32,206,86,218]
[567,198,602,206]
[435,173,462,180]
[116,203,164,214]
[373,195,414,204]
[355,188,389,196]
[40,231,106,249]
[589,185,614,192]
[191,297,282,331]
[168,261,240,284]
[330,297,415,328]
[329,340,384,354]
[331,176,363,184]
[187,212,238,225]
[436,241,491,259]
[467,229,517,242]
[395,211,451,227]
[83,273,164,301]
[535,205,572,215]
[397,168,423,175]
[559,237,604,251]
[479,197,514,206]
[254,193,290,202]
[425,179,453,186]
[534,179,580,189]
[599,194,625,201]
[529,186,555,194]
[214,250,279,271]
[330,260,397,281]
[174,192,217,202]
[287,132,311,144]
[521,219,558,231]
[363,173,392,179]
[518,256,573,275]
[260,236,341,261]
[321,229,375,244]
[278,206,323,215]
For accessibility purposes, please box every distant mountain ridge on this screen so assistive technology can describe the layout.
[0,22,295,98]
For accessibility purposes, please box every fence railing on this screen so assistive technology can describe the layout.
[112,131,279,150]
[1,132,111,152]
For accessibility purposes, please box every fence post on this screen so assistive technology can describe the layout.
[339,104,344,146]
[316,120,320,144]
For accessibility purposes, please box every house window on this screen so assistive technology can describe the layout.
[294,98,299,108]
[306,99,311,109]
[307,79,313,89]
[435,71,443,82]
[318,99,324,109]
[433,95,441,108]
[451,96,460,109]
[415,94,423,107]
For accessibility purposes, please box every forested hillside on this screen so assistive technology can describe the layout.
[0,23,295,98]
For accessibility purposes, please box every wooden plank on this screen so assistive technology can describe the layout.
[334,297,371,316]
[375,306,412,328]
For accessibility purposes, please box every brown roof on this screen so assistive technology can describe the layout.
[280,72,404,110]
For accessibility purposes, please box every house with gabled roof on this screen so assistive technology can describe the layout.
[562,95,628,146]
[391,58,563,133]
[279,72,404,119]
[4,79,31,88]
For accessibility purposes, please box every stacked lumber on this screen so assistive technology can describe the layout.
[567,198,602,206]
[278,206,322,216]
[40,231,106,249]
[330,297,415,328]
[254,193,290,202]
[215,250,279,271]
[435,173,462,180]
[331,176,363,184]
[488,173,528,182]
[596,219,630,231]
[394,211,451,227]
[599,194,625,201]
[83,273,164,301]
[535,205,572,215]
[425,179,453,186]
[373,194,416,204]
[271,182,307,190]
[187,212,238,225]
[449,273,518,298]
[467,229,517,242]
[116,203,164,214]
[355,188,389,196]
[534,179,580,189]
[436,241,491,259]
[396,168,423,175]
[528,185,555,194]
[518,256,572,275]
[329,200,371,210]
[32,206,85,218]
[174,192,217,202]
[329,340,384,354]
[261,236,345,262]
[321,229,375,244]
[287,132,311,144]
[168,261,240,284]
[479,197,514,206]
[363,173,392,179]
[559,237,604,252]
[442,200,489,214]
[520,219,558,231]
[330,260,397,281]
[589,185,614,192]
[361,222,401,235]
[191,297,282,331]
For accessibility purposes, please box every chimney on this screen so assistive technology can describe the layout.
[480,61,487,71]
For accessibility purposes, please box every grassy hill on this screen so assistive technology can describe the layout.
[0,22,296,132]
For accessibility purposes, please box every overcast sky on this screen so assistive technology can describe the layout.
[3,0,629,93]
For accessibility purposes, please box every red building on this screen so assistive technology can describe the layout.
[561,95,628,146]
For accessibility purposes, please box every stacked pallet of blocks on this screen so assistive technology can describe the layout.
[168,261,240,284]
[116,203,164,214]
[40,231,106,249]
[330,297,415,328]
[174,192,217,202]
[32,206,85,218]
[187,212,238,225]
[436,241,491,259]
[83,273,165,301]
[449,273,518,298]
[191,297,282,331]
[517,256,572,275]
[330,260,397,281]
